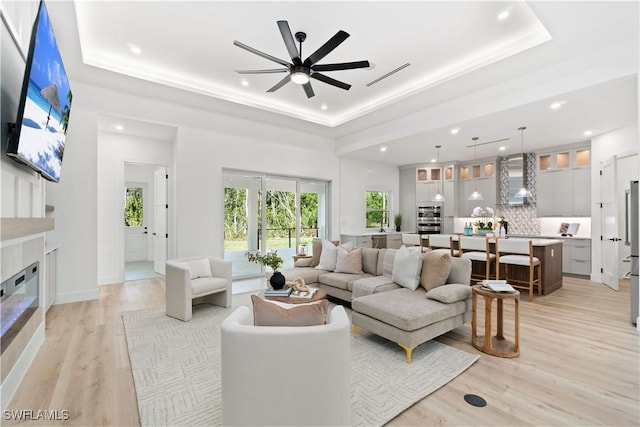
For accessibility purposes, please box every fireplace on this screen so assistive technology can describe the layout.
[1,261,40,354]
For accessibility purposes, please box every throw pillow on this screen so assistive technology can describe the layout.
[294,257,312,267]
[187,258,212,279]
[426,284,472,304]
[310,239,323,267]
[335,246,363,274]
[315,240,353,271]
[251,295,329,326]
[391,245,423,290]
[420,252,452,291]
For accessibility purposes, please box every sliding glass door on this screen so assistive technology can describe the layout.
[224,170,329,279]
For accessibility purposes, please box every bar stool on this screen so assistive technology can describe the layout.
[427,234,459,257]
[401,233,424,251]
[496,239,541,301]
[459,236,496,283]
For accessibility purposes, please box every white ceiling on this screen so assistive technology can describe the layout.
[49,1,639,165]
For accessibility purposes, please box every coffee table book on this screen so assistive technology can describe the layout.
[289,288,318,299]
[264,286,293,297]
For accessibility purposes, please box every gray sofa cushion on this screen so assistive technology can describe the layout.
[352,288,467,332]
[446,257,472,286]
[279,267,329,285]
[319,272,372,291]
[426,284,472,303]
[351,275,400,299]
[361,247,379,275]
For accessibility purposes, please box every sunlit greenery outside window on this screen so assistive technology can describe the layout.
[366,191,390,229]
[124,187,143,226]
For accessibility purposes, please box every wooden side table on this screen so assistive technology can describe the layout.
[471,285,520,358]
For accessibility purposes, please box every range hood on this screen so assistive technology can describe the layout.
[507,154,529,205]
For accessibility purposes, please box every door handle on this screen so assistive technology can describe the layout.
[608,238,621,242]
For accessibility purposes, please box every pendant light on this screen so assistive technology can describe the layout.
[514,126,533,199]
[432,145,445,202]
[468,137,483,201]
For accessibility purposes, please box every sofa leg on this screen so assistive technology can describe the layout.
[352,324,362,337]
[398,344,416,363]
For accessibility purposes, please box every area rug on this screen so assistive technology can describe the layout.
[123,293,479,427]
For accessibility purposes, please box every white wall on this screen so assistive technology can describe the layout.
[46,81,340,300]
[590,123,639,281]
[339,157,400,234]
[97,133,174,285]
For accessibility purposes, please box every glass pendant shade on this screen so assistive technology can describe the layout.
[468,190,483,201]
[467,138,483,200]
[432,144,445,202]
[514,186,533,198]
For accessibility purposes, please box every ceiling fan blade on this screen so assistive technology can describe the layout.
[277,20,301,65]
[303,30,349,67]
[311,60,370,72]
[267,75,291,92]
[235,68,289,74]
[233,40,291,67]
[310,72,351,90]
[303,82,315,98]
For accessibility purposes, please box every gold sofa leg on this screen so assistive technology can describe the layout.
[398,344,416,363]
[352,324,362,337]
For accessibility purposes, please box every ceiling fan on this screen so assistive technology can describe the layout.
[233,20,370,98]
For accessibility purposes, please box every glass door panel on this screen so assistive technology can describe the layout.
[223,173,263,278]
[264,178,297,268]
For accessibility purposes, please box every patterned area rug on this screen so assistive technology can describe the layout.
[123,293,479,426]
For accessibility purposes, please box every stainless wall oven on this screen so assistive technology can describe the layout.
[416,205,442,234]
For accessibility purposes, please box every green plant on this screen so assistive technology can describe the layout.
[471,206,495,230]
[245,250,284,272]
[394,213,403,228]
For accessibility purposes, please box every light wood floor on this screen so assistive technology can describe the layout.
[4,276,639,426]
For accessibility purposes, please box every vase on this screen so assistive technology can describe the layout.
[396,226,401,232]
[269,271,286,289]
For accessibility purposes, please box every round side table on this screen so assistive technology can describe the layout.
[471,285,520,358]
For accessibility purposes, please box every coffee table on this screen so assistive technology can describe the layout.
[264,286,326,304]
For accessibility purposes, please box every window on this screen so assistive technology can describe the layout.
[124,187,143,226]
[366,191,390,229]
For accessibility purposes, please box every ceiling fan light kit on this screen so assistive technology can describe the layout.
[234,20,370,98]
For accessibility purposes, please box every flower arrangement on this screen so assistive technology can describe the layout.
[471,206,495,231]
[245,250,284,272]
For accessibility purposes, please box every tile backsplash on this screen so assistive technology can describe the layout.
[496,154,541,235]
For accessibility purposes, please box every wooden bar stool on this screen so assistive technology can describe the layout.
[496,239,541,301]
[426,234,459,257]
[459,236,497,283]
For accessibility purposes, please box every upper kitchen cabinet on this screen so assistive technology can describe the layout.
[459,160,496,216]
[537,146,591,216]
[416,166,444,205]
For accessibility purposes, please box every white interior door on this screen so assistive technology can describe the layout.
[601,157,619,290]
[153,167,168,275]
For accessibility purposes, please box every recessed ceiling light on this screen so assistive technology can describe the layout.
[497,10,510,20]
[450,128,460,135]
[114,124,124,131]
[584,130,593,136]
[380,146,387,152]
[550,101,566,110]
[321,103,328,110]
[431,158,437,163]
[499,146,506,151]
[127,43,142,54]
[240,79,249,87]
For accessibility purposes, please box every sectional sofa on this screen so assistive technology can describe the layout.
[277,240,473,362]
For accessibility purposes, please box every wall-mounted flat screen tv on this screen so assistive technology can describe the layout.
[7,0,72,183]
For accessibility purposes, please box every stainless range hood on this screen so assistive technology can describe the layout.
[507,154,529,205]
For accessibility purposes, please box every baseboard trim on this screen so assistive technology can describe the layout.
[98,275,122,286]
[54,289,99,305]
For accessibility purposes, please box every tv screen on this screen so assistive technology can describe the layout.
[7,0,72,183]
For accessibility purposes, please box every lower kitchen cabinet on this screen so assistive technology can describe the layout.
[562,239,591,276]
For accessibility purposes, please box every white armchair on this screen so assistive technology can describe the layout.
[221,304,351,427]
[165,256,232,321]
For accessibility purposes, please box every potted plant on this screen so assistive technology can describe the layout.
[394,214,403,232]
[246,250,286,289]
